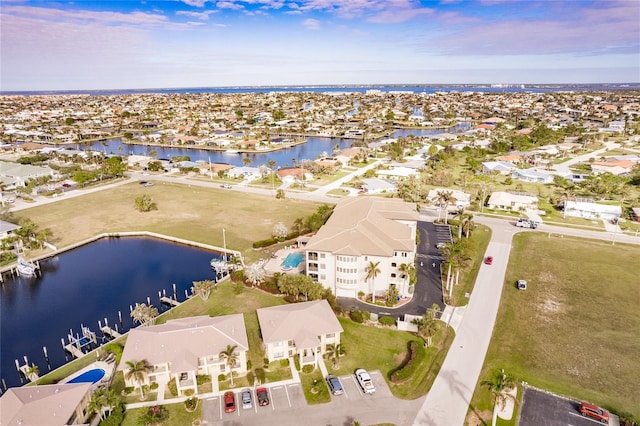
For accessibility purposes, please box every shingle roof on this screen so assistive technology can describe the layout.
[257,300,343,348]
[1,383,91,426]
[119,315,248,373]
[304,198,418,256]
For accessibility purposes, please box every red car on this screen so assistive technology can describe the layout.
[224,391,236,413]
[256,387,270,406]
[579,401,609,424]
[484,256,493,265]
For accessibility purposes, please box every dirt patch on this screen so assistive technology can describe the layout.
[466,409,491,426]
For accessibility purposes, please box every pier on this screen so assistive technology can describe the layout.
[160,296,181,307]
[100,326,122,339]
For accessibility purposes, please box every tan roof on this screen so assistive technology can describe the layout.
[1,383,91,426]
[304,197,418,256]
[257,300,343,348]
[119,315,248,373]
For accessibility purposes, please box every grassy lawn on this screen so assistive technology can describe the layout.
[468,233,640,424]
[121,401,202,426]
[327,317,454,400]
[446,224,492,306]
[15,181,321,263]
[300,368,331,404]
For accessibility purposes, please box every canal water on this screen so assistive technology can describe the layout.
[0,237,220,390]
[82,126,469,167]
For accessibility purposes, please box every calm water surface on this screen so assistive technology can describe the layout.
[0,237,220,389]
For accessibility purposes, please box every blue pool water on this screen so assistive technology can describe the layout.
[281,252,305,268]
[68,368,105,384]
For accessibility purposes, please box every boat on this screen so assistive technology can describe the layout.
[225,149,239,153]
[16,256,36,277]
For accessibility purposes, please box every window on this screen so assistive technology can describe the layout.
[274,352,284,359]
[391,273,396,278]
[320,253,326,258]
[391,262,397,267]
[320,274,326,280]
[288,340,295,347]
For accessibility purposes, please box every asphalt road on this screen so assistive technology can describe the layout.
[520,387,619,426]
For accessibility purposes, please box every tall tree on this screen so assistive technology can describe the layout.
[365,261,381,303]
[219,344,239,386]
[324,343,346,369]
[125,359,152,399]
[481,369,518,426]
[412,303,441,346]
[191,280,214,301]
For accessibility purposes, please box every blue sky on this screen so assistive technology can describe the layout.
[1,0,638,91]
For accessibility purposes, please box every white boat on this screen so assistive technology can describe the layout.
[16,257,36,277]
[225,149,239,153]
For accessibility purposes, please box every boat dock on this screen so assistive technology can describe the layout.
[160,296,181,307]
[100,326,122,339]
[63,343,86,359]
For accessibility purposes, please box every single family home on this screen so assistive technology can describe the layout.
[487,191,539,211]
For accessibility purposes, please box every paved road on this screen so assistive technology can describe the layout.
[413,218,517,426]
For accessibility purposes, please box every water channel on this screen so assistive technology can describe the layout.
[0,237,220,390]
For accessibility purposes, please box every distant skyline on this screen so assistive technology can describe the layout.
[1,0,639,91]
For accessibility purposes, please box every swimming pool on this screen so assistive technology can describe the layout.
[67,368,105,384]
[281,252,305,268]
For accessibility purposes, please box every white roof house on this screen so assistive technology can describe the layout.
[375,166,419,180]
[512,168,554,184]
[487,191,538,211]
[361,177,397,194]
[482,161,516,175]
[0,220,20,240]
[0,383,93,425]
[119,315,249,396]
[257,300,343,367]
[563,200,622,220]
[227,166,262,180]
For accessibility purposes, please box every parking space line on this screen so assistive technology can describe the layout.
[284,384,292,407]
[268,387,275,410]
[339,376,350,399]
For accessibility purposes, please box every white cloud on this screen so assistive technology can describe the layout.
[303,18,320,30]
[176,10,218,20]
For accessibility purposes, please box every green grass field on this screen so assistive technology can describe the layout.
[468,233,640,424]
[16,181,321,263]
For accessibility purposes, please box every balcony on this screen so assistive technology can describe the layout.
[308,253,318,261]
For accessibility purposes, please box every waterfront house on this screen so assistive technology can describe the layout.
[119,315,249,396]
[563,200,622,221]
[0,220,20,240]
[0,383,93,425]
[227,166,262,181]
[304,197,418,299]
[361,177,397,194]
[257,300,343,368]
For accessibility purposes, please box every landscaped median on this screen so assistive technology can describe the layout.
[467,233,640,425]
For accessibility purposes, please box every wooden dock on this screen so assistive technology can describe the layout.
[160,297,181,307]
[63,344,86,359]
[100,326,122,339]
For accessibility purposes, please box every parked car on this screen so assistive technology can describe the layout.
[326,374,344,395]
[579,401,609,423]
[355,368,375,394]
[224,391,236,413]
[256,387,270,406]
[221,184,232,189]
[241,388,252,409]
[517,279,527,290]
[484,256,493,265]
[515,218,537,229]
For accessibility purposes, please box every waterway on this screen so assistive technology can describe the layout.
[0,237,220,390]
[81,125,469,168]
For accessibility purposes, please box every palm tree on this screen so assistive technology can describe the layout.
[453,208,465,238]
[191,280,214,301]
[435,190,456,223]
[481,369,518,426]
[398,263,410,294]
[365,261,381,303]
[219,344,239,386]
[461,213,476,238]
[242,156,252,167]
[412,304,441,346]
[324,343,346,369]
[88,388,120,421]
[125,359,152,399]
[130,303,159,327]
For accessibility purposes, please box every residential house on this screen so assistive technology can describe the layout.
[375,166,419,180]
[563,200,622,221]
[487,191,539,211]
[0,161,59,188]
[512,168,554,184]
[304,197,418,299]
[257,300,343,368]
[227,166,262,181]
[482,161,516,175]
[0,220,20,239]
[360,177,397,194]
[119,315,249,396]
[276,167,314,184]
[590,159,636,176]
[0,383,93,425]
[426,188,471,209]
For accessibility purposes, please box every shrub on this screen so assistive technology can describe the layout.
[247,371,255,385]
[246,360,252,370]
[254,368,265,384]
[350,310,364,323]
[301,365,314,374]
[294,357,301,371]
[263,358,270,368]
[217,374,227,382]
[390,341,425,383]
[124,386,134,395]
[379,316,396,326]
[167,380,178,396]
[184,396,198,412]
[252,238,278,248]
[150,382,159,390]
[99,403,124,426]
[279,358,290,367]
[196,374,211,385]
[361,310,371,321]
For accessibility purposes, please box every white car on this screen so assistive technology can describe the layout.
[355,368,375,394]
[517,279,527,290]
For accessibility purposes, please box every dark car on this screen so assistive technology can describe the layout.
[256,387,270,406]
[484,256,493,265]
[579,401,609,424]
[326,374,344,395]
[224,391,236,413]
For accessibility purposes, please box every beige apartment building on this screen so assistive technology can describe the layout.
[304,197,419,299]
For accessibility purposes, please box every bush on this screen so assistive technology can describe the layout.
[294,357,301,371]
[217,374,227,382]
[263,358,270,368]
[196,374,211,385]
[279,358,290,367]
[246,360,252,370]
[361,310,371,321]
[254,368,265,384]
[390,341,425,383]
[230,270,245,283]
[247,371,255,385]
[167,380,178,396]
[252,238,278,248]
[301,365,314,374]
[350,310,365,323]
[379,316,396,326]
[184,396,198,411]
[150,382,159,390]
[124,386,134,395]
[99,403,124,426]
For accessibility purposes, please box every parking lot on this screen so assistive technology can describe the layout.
[203,370,420,426]
[519,387,619,426]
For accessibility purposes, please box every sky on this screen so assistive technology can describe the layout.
[1,0,639,91]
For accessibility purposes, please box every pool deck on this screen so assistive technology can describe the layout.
[263,247,305,275]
